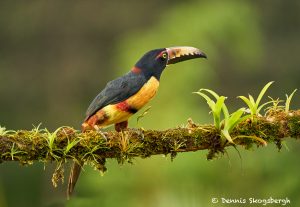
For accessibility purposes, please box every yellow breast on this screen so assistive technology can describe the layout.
[83,76,160,129]
[126,76,160,110]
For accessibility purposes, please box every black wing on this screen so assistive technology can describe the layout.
[85,72,146,120]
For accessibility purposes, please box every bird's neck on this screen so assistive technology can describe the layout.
[131,66,163,80]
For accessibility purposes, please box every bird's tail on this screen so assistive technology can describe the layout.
[67,161,82,200]
[67,124,89,199]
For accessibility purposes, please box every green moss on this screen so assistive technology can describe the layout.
[287,113,300,139]
[0,110,299,188]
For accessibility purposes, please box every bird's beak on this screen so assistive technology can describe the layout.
[166,46,207,65]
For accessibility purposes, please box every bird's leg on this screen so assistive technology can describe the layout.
[114,121,128,132]
[93,125,108,141]
[115,121,144,141]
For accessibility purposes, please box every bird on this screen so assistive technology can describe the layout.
[67,46,207,198]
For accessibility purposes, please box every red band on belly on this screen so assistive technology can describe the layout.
[116,101,138,113]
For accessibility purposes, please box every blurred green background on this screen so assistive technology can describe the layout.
[0,1,299,207]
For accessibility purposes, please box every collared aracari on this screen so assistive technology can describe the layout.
[67,46,207,198]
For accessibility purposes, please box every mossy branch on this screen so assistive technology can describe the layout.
[1,110,300,166]
[0,110,299,186]
[1,82,298,187]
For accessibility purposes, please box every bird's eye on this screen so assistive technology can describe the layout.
[156,52,168,60]
[161,53,167,59]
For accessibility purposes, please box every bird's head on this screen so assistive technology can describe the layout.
[133,46,207,80]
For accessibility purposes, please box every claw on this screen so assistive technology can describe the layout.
[94,125,108,141]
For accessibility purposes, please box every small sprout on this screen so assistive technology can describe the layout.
[2,143,27,160]
[194,89,227,130]
[238,81,274,117]
[195,89,249,144]
[64,138,81,155]
[119,132,130,153]
[115,131,143,164]
[118,132,142,155]
[44,127,68,160]
[44,127,68,151]
[172,140,186,152]
[82,145,102,162]
[265,97,284,115]
[137,106,152,128]
[0,126,7,136]
[285,89,297,113]
[32,123,43,134]
[10,143,18,160]
[221,108,250,143]
[0,126,16,136]
[25,123,43,141]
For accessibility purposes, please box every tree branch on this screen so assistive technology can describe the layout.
[1,110,299,162]
[0,110,299,185]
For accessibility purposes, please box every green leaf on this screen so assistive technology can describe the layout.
[65,138,81,155]
[255,81,274,107]
[194,92,216,111]
[200,89,230,119]
[137,106,152,126]
[0,126,16,136]
[194,91,225,130]
[257,100,274,114]
[221,130,234,143]
[226,108,246,132]
[221,102,230,121]
[200,89,220,99]
[214,96,226,129]
[248,94,255,105]
[238,96,255,114]
[45,126,66,152]
[285,89,297,113]
[248,95,256,114]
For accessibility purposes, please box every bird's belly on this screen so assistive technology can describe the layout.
[126,76,159,110]
[83,76,159,129]
[103,76,159,124]
[102,105,132,125]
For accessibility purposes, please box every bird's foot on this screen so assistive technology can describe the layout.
[93,126,108,141]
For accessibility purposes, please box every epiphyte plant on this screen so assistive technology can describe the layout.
[238,81,274,117]
[194,89,249,144]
